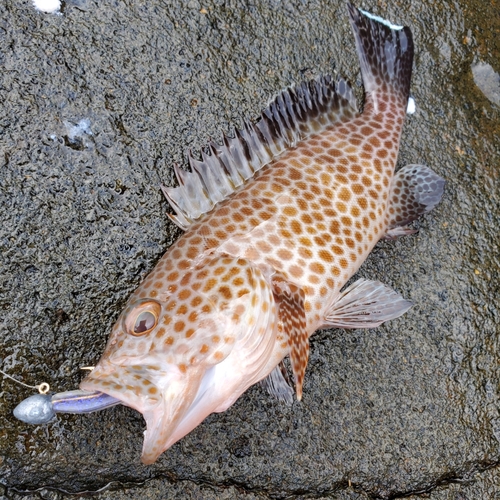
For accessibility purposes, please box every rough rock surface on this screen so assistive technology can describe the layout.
[0,0,498,498]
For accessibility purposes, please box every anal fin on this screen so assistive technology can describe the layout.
[272,273,309,401]
[385,164,445,239]
[324,278,412,329]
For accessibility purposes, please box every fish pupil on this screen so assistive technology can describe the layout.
[134,311,156,334]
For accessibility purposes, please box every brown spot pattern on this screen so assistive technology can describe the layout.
[83,64,412,440]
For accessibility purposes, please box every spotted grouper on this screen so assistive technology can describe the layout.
[76,4,444,464]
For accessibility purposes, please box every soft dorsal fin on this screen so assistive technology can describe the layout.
[162,74,359,229]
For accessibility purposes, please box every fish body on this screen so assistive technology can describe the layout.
[80,4,444,464]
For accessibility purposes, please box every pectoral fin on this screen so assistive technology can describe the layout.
[272,273,309,401]
[385,164,445,239]
[324,278,412,329]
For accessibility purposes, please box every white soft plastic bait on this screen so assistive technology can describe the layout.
[13,390,121,425]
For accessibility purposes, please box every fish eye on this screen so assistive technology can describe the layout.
[134,311,156,335]
[125,300,161,337]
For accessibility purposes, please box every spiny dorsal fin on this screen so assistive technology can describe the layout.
[162,74,359,229]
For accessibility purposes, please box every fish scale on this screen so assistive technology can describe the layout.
[72,4,446,464]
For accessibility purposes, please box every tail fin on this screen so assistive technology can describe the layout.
[348,4,413,112]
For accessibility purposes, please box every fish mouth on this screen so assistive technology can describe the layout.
[80,360,204,464]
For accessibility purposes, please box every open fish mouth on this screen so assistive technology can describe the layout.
[80,360,206,464]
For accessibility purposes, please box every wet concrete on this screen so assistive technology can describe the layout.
[0,0,498,498]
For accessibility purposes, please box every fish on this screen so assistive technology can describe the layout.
[78,3,445,464]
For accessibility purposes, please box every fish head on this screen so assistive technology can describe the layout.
[80,255,278,463]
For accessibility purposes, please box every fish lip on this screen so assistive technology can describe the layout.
[79,379,138,412]
[79,363,164,415]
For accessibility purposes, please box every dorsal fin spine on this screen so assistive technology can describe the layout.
[280,94,297,145]
[188,152,207,193]
[219,135,245,187]
[232,130,254,179]
[257,113,281,156]
[272,99,291,145]
[245,119,271,165]
[184,164,208,213]
[201,148,233,200]
[285,91,301,138]
[163,74,359,229]
[161,184,191,230]
[239,123,259,171]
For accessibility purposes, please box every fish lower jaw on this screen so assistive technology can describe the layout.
[79,377,189,463]
[140,402,179,464]
[80,365,209,463]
